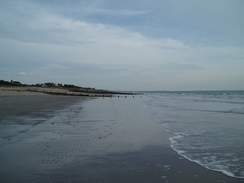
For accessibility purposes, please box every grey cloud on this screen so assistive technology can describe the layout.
[42,63,132,76]
[159,63,205,71]
[83,8,151,16]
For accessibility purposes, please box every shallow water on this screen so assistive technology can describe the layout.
[144,90,244,178]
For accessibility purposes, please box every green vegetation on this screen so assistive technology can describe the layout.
[0,79,134,95]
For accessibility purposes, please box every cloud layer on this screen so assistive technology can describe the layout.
[0,0,244,90]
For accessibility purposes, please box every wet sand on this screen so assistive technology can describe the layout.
[0,95,243,182]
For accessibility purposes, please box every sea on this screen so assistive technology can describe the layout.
[143,90,244,179]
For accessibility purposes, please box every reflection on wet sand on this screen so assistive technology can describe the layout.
[0,96,242,182]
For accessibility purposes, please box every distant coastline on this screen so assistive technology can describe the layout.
[0,79,135,97]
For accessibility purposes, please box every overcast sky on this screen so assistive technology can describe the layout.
[0,0,244,91]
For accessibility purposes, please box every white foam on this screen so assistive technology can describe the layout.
[169,135,244,179]
[169,133,185,144]
[170,143,244,179]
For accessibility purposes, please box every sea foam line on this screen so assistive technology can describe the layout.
[169,134,244,179]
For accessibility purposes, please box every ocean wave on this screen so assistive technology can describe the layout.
[169,133,244,179]
[144,91,244,179]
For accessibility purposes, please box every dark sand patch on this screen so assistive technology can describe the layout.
[0,95,86,117]
[0,95,87,145]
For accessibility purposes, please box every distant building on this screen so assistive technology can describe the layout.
[11,80,22,85]
[45,82,56,87]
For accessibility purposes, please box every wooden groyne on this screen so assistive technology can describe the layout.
[27,89,140,98]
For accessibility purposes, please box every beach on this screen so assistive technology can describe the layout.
[0,91,243,182]
[0,87,69,97]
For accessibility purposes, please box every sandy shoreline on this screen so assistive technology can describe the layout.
[0,86,96,97]
[0,86,128,97]
[0,86,69,96]
[0,95,243,182]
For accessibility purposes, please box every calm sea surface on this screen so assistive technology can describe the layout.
[143,90,244,178]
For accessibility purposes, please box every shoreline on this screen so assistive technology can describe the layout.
[0,86,109,97]
[170,139,244,180]
[0,86,135,97]
[0,94,243,182]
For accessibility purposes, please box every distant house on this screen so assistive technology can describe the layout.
[11,80,22,85]
[45,82,56,87]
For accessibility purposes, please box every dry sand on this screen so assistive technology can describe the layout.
[0,94,243,182]
[0,86,70,97]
